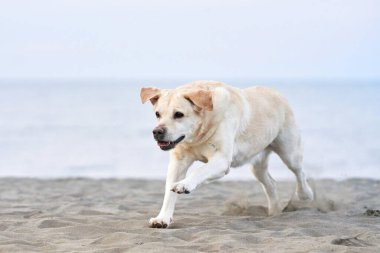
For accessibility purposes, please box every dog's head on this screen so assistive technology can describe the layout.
[140,87,213,151]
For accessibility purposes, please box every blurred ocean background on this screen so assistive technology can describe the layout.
[0,79,378,180]
[1,1,379,180]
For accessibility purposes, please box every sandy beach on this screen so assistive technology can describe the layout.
[0,178,379,252]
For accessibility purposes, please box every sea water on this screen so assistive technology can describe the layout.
[0,80,379,180]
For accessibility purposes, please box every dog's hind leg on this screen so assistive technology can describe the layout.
[251,149,281,216]
[272,127,314,201]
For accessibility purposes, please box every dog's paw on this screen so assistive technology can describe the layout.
[297,185,314,201]
[268,205,282,216]
[149,216,172,228]
[171,181,194,194]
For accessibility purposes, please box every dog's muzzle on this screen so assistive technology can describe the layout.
[157,135,185,151]
[153,126,166,141]
[153,126,185,150]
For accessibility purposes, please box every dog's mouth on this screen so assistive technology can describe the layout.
[157,135,185,151]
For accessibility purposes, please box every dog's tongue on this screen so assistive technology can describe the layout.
[158,141,170,148]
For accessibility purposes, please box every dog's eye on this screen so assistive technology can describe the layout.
[173,112,184,119]
[155,112,161,118]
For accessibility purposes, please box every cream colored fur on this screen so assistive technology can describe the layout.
[141,80,314,228]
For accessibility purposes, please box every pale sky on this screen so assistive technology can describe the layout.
[0,0,379,80]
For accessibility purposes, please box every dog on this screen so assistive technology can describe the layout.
[140,80,314,228]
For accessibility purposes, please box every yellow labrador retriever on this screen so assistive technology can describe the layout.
[141,80,313,228]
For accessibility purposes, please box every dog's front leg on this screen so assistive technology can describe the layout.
[149,152,194,228]
[171,152,230,194]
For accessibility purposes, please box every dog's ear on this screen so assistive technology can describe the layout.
[184,90,213,111]
[140,87,161,105]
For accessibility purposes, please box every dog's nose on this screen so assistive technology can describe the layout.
[153,126,166,140]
